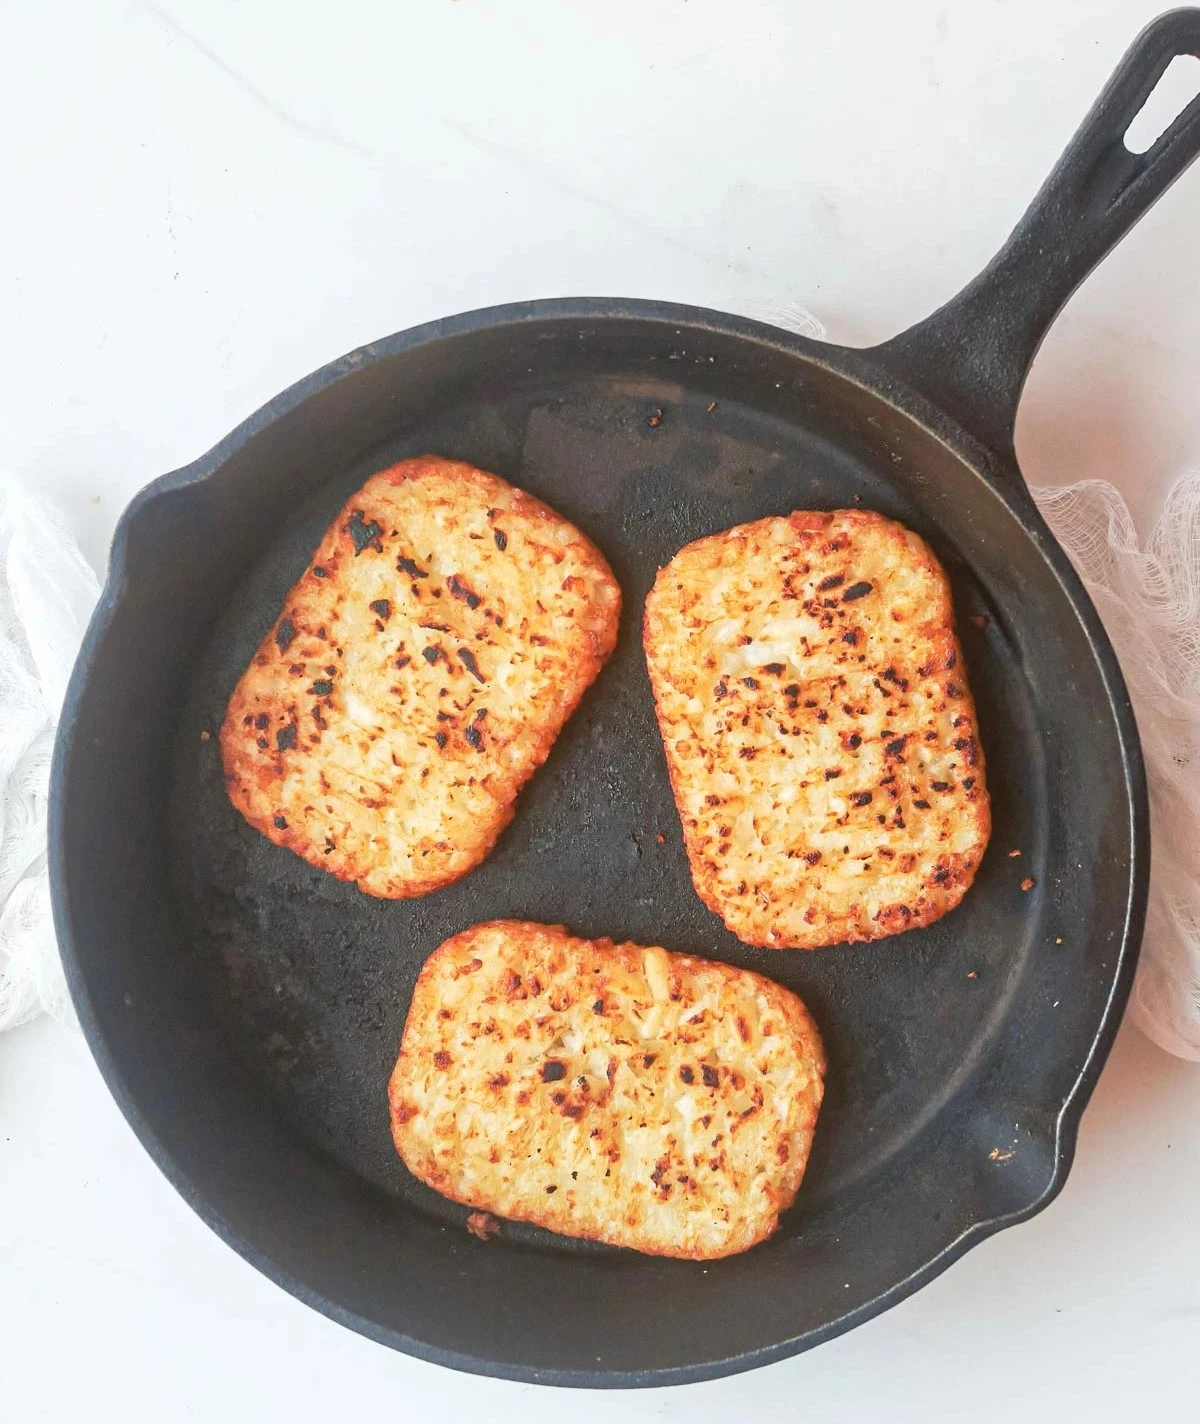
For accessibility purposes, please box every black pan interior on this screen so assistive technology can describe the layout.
[58,311,1138,1383]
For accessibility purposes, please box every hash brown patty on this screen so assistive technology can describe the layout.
[389,921,825,1259]
[643,509,990,949]
[221,457,621,897]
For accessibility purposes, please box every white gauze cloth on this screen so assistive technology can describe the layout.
[0,476,99,1031]
[2,318,1198,1058]
[1031,477,1200,1061]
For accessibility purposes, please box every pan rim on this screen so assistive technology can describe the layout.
[48,297,1150,1387]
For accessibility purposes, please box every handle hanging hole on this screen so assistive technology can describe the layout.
[1124,54,1200,154]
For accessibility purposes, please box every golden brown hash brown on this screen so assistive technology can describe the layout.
[221,457,621,897]
[644,509,990,949]
[389,921,825,1259]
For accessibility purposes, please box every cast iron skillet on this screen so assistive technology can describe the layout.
[50,11,1200,1388]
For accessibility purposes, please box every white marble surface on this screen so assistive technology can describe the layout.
[3,1,1200,1419]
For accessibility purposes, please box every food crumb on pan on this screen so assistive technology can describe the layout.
[656,832,667,844]
[647,408,664,428]
[967,970,978,979]
[706,400,718,413]
[1021,877,1035,892]
[200,729,211,741]
[466,1211,500,1242]
[1008,849,1022,858]
[1055,937,1063,945]
[988,1147,1014,1162]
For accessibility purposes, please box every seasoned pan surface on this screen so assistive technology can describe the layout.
[172,366,1050,1226]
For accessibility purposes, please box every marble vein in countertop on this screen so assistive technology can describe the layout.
[434,108,776,286]
[146,3,374,160]
[145,1,790,296]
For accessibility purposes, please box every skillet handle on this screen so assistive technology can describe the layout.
[870,7,1200,461]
